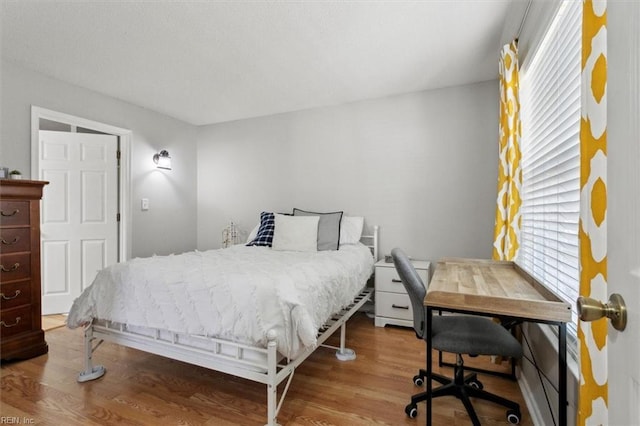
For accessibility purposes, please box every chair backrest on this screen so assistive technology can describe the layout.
[391,248,427,339]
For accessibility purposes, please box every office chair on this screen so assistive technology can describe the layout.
[391,248,523,425]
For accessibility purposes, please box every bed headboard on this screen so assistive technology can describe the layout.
[360,225,379,261]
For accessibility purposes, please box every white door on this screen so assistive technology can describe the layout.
[606,1,640,424]
[39,130,119,314]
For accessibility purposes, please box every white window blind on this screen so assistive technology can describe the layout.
[518,0,582,339]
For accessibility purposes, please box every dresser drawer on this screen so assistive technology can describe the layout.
[0,228,31,253]
[375,292,415,321]
[1,280,32,310]
[0,305,33,338]
[0,253,31,283]
[375,265,428,294]
[0,201,30,227]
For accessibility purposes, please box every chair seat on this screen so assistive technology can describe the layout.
[432,315,523,359]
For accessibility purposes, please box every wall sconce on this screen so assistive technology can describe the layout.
[153,150,172,170]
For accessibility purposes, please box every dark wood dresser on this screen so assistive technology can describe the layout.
[1,179,49,361]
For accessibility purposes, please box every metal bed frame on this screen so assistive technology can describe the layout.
[76,226,379,426]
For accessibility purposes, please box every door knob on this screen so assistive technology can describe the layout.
[577,293,627,331]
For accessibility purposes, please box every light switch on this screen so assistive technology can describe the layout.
[141,198,149,211]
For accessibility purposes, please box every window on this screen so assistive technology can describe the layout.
[518,1,582,340]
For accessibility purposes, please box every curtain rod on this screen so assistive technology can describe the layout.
[515,0,533,42]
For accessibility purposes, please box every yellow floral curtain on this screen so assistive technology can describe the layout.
[578,0,608,424]
[493,40,522,261]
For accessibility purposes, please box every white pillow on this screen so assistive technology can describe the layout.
[246,224,260,243]
[339,216,364,245]
[272,214,319,252]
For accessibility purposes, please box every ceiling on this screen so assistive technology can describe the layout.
[1,1,525,126]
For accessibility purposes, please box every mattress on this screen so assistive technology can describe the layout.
[67,243,374,359]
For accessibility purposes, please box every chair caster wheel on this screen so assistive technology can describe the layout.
[468,379,484,390]
[405,403,418,418]
[506,409,521,424]
[413,374,424,387]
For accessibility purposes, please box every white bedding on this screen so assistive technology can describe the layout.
[67,243,374,359]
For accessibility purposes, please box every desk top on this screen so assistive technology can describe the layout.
[425,258,571,323]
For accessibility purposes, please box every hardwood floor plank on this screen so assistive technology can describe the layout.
[42,314,67,332]
[34,397,109,426]
[135,391,226,425]
[1,313,533,425]
[283,399,391,426]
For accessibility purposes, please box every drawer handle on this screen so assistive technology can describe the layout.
[0,209,19,217]
[391,279,402,283]
[1,290,21,300]
[1,263,20,272]
[392,304,410,310]
[1,236,20,245]
[1,317,21,328]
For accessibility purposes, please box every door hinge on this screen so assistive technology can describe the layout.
[117,213,121,222]
[116,150,121,160]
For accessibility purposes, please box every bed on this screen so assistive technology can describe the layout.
[67,213,378,426]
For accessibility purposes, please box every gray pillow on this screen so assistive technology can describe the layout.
[292,208,343,251]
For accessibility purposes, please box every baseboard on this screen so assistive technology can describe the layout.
[518,373,546,426]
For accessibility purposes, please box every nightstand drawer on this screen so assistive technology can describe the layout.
[375,265,428,293]
[376,292,414,321]
[374,259,430,328]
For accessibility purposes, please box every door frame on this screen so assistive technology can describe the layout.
[30,105,132,262]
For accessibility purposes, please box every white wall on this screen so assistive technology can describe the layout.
[1,58,499,262]
[197,80,499,263]
[0,60,198,258]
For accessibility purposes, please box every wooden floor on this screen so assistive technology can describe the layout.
[1,313,532,425]
[41,314,67,332]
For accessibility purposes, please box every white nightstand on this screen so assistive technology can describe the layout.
[374,258,430,328]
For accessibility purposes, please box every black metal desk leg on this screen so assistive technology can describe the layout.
[426,307,433,426]
[559,322,567,426]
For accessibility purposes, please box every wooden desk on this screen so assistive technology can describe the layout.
[424,258,571,426]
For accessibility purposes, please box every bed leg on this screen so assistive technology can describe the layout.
[265,330,281,426]
[266,383,278,426]
[77,325,106,383]
[335,322,356,361]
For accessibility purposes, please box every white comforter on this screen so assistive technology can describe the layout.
[67,244,374,359]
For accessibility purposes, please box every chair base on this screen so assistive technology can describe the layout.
[406,356,521,425]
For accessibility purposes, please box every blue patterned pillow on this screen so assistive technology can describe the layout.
[246,212,276,247]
